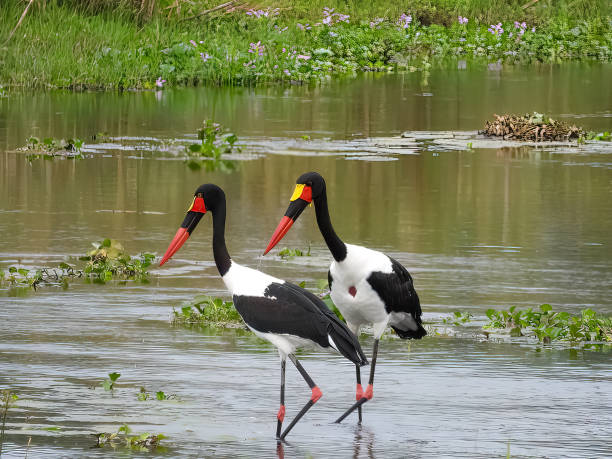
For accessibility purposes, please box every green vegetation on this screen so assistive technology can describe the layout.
[138,387,177,401]
[442,310,473,325]
[20,136,84,160]
[185,119,239,171]
[101,372,121,391]
[0,390,18,455]
[484,304,612,344]
[172,295,243,327]
[0,239,155,293]
[278,245,311,259]
[1,0,610,90]
[81,238,155,283]
[94,424,166,451]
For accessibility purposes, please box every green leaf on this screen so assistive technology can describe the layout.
[108,372,121,382]
[156,391,166,400]
[540,304,552,313]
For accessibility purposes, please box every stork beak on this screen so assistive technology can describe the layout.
[263,198,309,255]
[160,207,205,266]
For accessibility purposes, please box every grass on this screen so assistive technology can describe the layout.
[0,0,610,90]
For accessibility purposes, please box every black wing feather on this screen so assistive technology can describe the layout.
[367,256,426,339]
[233,282,368,366]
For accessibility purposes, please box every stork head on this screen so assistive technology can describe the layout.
[263,171,326,255]
[159,184,224,266]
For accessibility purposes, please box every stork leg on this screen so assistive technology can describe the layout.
[335,339,379,423]
[276,358,286,438]
[279,354,322,440]
[356,364,363,424]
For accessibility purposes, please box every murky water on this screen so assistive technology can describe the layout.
[1,63,611,458]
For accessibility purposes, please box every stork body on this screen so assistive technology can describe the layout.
[160,184,367,439]
[264,172,426,424]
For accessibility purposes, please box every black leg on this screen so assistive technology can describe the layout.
[335,339,379,424]
[279,354,322,440]
[276,359,286,438]
[356,365,363,424]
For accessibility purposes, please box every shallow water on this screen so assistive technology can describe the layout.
[1,63,612,458]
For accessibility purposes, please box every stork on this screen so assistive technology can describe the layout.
[264,172,426,424]
[160,183,368,439]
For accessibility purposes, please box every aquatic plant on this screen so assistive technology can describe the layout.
[82,238,154,283]
[0,390,18,455]
[484,305,612,344]
[442,311,473,325]
[172,295,243,327]
[94,424,166,451]
[20,136,84,160]
[138,387,177,401]
[101,372,121,391]
[185,119,239,171]
[278,245,311,259]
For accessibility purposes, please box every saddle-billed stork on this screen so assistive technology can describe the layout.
[263,172,426,424]
[159,183,368,439]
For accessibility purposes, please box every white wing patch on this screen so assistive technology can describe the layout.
[222,261,284,297]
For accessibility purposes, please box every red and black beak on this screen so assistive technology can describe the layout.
[159,196,206,266]
[264,184,312,255]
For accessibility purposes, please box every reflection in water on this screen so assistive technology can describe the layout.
[352,425,375,459]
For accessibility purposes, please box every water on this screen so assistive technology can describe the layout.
[1,63,612,458]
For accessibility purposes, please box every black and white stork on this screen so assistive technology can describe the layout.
[263,172,426,424]
[159,183,368,439]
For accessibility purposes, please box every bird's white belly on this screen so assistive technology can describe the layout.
[330,280,388,328]
[247,326,317,359]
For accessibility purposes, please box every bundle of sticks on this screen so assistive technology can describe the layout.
[481,113,584,141]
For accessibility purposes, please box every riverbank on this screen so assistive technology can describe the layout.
[1,1,610,90]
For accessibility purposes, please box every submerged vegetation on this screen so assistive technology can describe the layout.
[0,238,155,293]
[0,390,18,455]
[278,245,311,259]
[185,119,239,171]
[94,424,166,451]
[172,295,243,328]
[1,0,610,90]
[19,136,84,160]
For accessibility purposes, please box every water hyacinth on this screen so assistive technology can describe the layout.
[246,8,279,19]
[397,13,412,29]
[458,16,468,25]
[369,17,385,29]
[248,41,264,57]
[488,23,504,36]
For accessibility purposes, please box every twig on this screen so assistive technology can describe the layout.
[521,0,539,9]
[180,0,238,22]
[4,0,36,45]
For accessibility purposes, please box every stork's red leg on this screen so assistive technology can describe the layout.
[335,339,379,423]
[279,354,323,440]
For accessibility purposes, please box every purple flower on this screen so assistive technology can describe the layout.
[248,41,264,57]
[284,69,291,76]
[459,37,466,42]
[321,7,349,26]
[296,23,311,31]
[329,31,338,37]
[532,26,536,32]
[200,52,211,62]
[488,23,504,36]
[369,17,385,29]
[297,54,311,60]
[274,64,278,69]
[189,40,197,48]
[155,77,166,88]
[246,8,279,19]
[458,16,468,25]
[397,13,412,29]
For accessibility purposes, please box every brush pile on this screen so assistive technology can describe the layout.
[481,113,584,141]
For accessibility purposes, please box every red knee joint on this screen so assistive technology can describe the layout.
[356,384,364,401]
[310,386,322,403]
[277,405,285,422]
[364,384,373,400]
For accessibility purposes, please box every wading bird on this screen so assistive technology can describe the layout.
[264,172,426,424]
[159,184,368,439]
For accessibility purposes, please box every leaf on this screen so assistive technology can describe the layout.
[156,391,166,400]
[8,266,17,273]
[509,327,523,337]
[540,304,552,313]
[108,372,121,382]
[18,268,29,276]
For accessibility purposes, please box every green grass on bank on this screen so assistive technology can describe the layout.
[0,0,610,90]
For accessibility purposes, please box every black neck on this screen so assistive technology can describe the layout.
[314,188,347,262]
[211,197,232,277]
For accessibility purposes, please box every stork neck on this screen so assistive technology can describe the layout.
[211,199,232,277]
[314,189,347,262]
